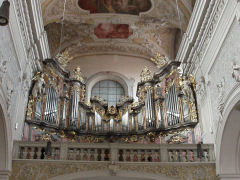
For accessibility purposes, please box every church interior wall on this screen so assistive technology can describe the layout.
[1,0,240,179]
[67,54,158,100]
[183,0,240,178]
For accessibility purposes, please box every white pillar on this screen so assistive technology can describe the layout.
[0,170,11,180]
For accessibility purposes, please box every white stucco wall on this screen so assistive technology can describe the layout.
[176,0,240,178]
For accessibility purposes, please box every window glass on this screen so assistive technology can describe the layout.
[91,80,125,106]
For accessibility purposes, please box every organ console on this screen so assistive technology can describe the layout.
[24,59,199,143]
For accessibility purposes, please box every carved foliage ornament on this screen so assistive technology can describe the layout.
[150,52,169,69]
[140,66,153,82]
[55,49,73,67]
[70,66,84,83]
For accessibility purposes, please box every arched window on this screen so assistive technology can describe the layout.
[91,80,125,106]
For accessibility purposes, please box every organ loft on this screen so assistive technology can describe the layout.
[2,0,239,179]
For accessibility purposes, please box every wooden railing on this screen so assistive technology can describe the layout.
[13,141,215,163]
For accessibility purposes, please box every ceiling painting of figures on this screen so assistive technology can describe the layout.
[42,0,196,60]
[94,24,133,39]
[78,0,152,15]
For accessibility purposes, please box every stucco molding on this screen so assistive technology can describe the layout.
[215,83,240,175]
[10,0,43,72]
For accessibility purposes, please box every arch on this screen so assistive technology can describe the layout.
[86,71,134,101]
[47,170,177,180]
[0,89,12,177]
[216,83,240,178]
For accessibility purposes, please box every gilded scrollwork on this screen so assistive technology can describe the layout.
[180,76,194,102]
[26,96,34,120]
[55,49,73,67]
[24,59,199,144]
[150,52,169,69]
[70,66,84,83]
[140,66,153,82]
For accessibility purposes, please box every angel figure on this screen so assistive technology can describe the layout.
[32,73,46,99]
[196,76,206,99]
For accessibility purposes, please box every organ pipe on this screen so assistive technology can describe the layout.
[26,60,198,137]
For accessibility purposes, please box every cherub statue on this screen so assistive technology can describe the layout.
[32,73,46,99]
[232,61,240,82]
[70,66,84,83]
[140,66,153,82]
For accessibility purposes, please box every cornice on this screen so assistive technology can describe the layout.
[175,0,211,64]
[11,0,44,73]
[176,0,227,75]
[187,0,227,75]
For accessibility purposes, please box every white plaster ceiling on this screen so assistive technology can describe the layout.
[41,0,195,62]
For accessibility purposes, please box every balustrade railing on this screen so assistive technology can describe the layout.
[13,141,215,163]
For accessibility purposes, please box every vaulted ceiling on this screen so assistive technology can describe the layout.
[41,0,195,61]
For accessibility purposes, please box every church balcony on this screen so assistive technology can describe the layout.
[13,141,215,163]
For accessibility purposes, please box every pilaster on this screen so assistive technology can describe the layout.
[218,174,240,180]
[0,170,11,180]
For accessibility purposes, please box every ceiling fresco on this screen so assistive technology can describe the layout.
[94,24,133,39]
[41,0,195,62]
[78,0,152,15]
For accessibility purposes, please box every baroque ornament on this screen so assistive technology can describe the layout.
[70,67,84,83]
[150,52,169,69]
[196,76,206,100]
[216,77,225,121]
[55,49,73,67]
[232,61,240,82]
[32,73,46,99]
[0,59,7,83]
[180,76,194,102]
[140,66,153,82]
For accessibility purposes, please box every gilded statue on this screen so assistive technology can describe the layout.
[140,66,153,82]
[70,67,84,83]
[32,73,46,99]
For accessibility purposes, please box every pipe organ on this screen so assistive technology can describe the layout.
[25,59,198,143]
